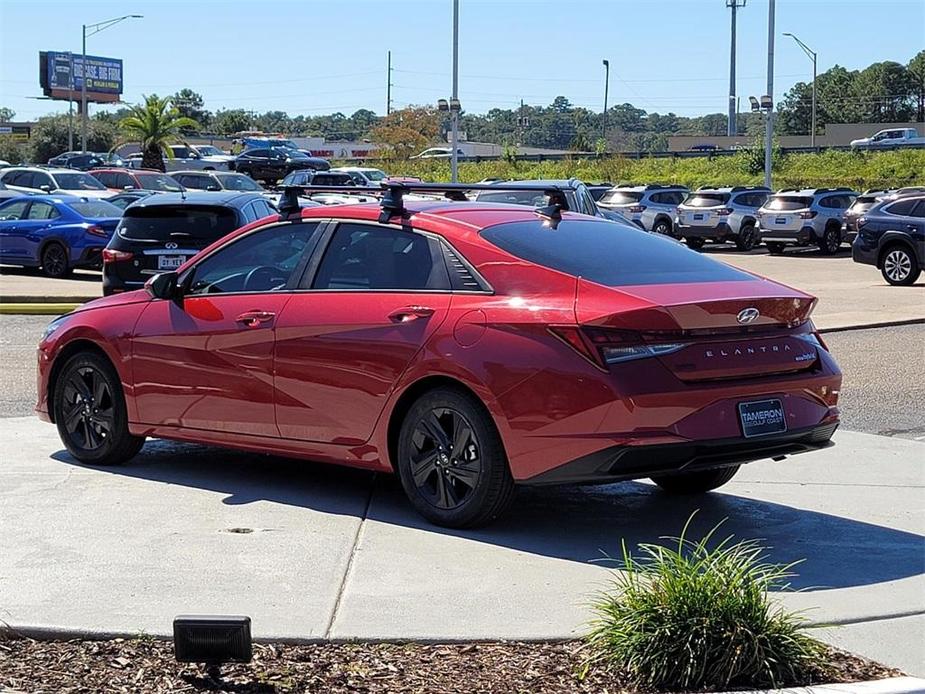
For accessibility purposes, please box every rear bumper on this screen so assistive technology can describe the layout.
[678,222,733,239]
[852,238,879,266]
[523,421,837,485]
[758,225,817,244]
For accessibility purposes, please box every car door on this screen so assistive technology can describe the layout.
[131,219,323,436]
[0,199,33,261]
[274,220,452,443]
[18,200,61,262]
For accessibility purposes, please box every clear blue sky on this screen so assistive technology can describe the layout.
[1,0,922,122]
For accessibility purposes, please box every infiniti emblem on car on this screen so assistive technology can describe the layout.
[165,242,178,250]
[737,307,760,324]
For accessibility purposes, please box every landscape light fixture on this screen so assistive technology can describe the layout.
[173,615,252,681]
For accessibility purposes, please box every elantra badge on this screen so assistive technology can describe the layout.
[737,308,760,324]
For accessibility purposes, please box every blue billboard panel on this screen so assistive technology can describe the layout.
[45,51,123,95]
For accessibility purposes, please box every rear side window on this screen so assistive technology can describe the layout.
[480,219,752,286]
[885,198,920,216]
[118,206,239,242]
[764,196,812,211]
[684,193,730,207]
[27,202,60,220]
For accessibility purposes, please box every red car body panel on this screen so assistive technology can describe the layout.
[37,201,842,485]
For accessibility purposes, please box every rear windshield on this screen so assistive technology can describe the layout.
[764,196,812,211]
[66,200,123,218]
[215,173,263,191]
[480,218,752,286]
[599,190,643,205]
[683,193,730,207]
[135,173,183,192]
[118,206,239,242]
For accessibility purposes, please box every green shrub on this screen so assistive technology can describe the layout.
[583,517,826,690]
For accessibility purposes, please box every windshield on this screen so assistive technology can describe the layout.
[764,196,812,211]
[118,206,239,242]
[195,146,225,156]
[682,193,730,207]
[481,218,751,286]
[135,173,183,192]
[215,173,263,191]
[66,200,123,217]
[599,190,643,205]
[53,173,107,190]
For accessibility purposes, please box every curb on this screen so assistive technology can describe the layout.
[818,318,925,334]
[0,303,81,315]
[1,295,98,304]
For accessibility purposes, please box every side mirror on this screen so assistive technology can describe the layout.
[145,271,178,301]
[40,185,52,192]
[206,184,221,191]
[124,185,135,190]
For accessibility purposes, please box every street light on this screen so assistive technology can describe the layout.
[783,32,817,148]
[80,14,143,152]
[602,59,610,146]
[449,0,460,182]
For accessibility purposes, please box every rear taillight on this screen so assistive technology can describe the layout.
[717,208,733,216]
[102,249,134,264]
[86,224,109,237]
[550,326,687,368]
[799,210,817,219]
[628,204,647,213]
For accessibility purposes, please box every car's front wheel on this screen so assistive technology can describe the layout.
[53,351,144,465]
[881,245,921,286]
[650,465,740,494]
[396,387,514,528]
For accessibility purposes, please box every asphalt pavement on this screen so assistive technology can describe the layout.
[3,314,922,440]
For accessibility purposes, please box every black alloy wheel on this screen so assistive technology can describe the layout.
[735,224,757,251]
[53,352,144,465]
[818,225,842,255]
[397,388,514,528]
[653,218,673,236]
[41,242,70,279]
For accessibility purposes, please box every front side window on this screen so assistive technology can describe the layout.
[187,222,320,295]
[0,200,30,220]
[313,223,449,291]
[33,173,54,189]
[67,200,123,218]
[215,174,262,191]
[27,202,60,220]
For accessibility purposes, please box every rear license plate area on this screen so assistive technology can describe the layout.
[157,255,187,270]
[775,217,787,224]
[738,399,786,438]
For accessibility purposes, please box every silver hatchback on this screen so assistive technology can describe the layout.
[597,184,689,237]
[757,187,857,255]
[676,186,770,251]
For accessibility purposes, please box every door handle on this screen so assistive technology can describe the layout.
[236,310,276,327]
[388,305,435,323]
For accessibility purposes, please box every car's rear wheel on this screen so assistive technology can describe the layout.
[653,218,674,237]
[880,245,921,286]
[735,224,757,251]
[41,242,71,279]
[53,351,144,465]
[650,465,740,494]
[818,225,842,255]
[685,237,705,251]
[396,387,514,528]
[766,242,786,255]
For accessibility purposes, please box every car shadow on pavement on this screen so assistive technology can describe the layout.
[0,265,102,282]
[50,439,924,593]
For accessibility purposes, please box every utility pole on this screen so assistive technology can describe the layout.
[764,0,775,189]
[67,52,74,151]
[386,51,393,115]
[602,59,610,145]
[450,0,460,183]
[518,98,525,146]
[727,0,746,137]
[80,24,87,152]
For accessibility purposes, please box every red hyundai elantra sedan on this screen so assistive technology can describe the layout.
[36,184,841,527]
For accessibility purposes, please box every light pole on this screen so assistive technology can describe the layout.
[783,32,817,148]
[602,59,610,145]
[727,0,746,136]
[764,0,775,189]
[450,0,460,182]
[80,14,142,152]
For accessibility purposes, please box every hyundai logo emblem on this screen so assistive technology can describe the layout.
[165,242,178,250]
[737,308,760,324]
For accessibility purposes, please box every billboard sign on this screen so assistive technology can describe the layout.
[40,51,123,101]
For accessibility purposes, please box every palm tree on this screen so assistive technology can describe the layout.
[120,95,199,172]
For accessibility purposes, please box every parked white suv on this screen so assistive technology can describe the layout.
[597,184,689,236]
[0,167,112,199]
[330,166,389,187]
[757,187,857,254]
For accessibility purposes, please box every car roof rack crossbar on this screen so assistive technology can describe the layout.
[276,181,571,222]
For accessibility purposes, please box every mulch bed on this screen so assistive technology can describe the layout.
[0,636,903,694]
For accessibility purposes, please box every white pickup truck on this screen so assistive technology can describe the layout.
[850,128,925,150]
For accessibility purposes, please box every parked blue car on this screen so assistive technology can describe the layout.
[0,195,123,278]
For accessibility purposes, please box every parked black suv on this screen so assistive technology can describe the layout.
[852,194,925,286]
[102,191,276,295]
[235,147,330,184]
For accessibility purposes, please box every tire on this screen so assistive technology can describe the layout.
[735,223,757,252]
[41,242,71,279]
[53,351,144,465]
[651,465,740,494]
[652,218,673,237]
[880,244,921,286]
[766,242,786,255]
[818,224,841,255]
[396,387,515,528]
[685,237,705,251]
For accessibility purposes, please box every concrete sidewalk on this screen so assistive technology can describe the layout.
[0,418,922,674]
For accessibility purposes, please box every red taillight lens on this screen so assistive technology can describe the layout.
[102,249,133,264]
[717,207,733,216]
[628,204,647,213]
[86,224,109,237]
[799,210,817,219]
[551,326,687,368]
